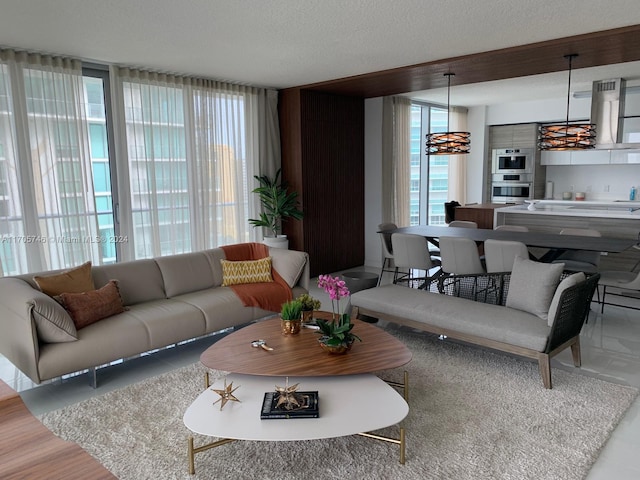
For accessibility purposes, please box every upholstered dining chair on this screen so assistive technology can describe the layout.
[448,220,478,229]
[598,269,640,313]
[439,236,485,275]
[391,233,441,290]
[484,239,529,273]
[552,228,601,274]
[377,222,398,286]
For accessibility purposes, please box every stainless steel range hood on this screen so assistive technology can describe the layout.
[590,78,640,149]
[590,78,624,145]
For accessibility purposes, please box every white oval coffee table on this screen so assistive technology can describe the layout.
[184,373,408,474]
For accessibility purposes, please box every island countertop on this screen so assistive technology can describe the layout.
[495,200,640,219]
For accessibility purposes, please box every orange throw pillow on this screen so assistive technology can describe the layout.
[58,280,125,329]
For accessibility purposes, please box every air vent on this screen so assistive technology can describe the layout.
[595,80,618,93]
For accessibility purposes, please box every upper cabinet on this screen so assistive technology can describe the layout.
[489,123,539,149]
[541,149,640,165]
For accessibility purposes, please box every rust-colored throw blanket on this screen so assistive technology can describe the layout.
[220,243,292,313]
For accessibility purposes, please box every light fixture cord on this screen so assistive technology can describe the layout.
[564,54,576,134]
[446,73,452,132]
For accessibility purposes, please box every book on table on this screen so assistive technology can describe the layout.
[260,391,319,419]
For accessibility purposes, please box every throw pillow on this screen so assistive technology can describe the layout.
[220,257,273,286]
[29,293,78,343]
[505,256,565,321]
[58,280,125,330]
[33,261,95,297]
[546,272,586,327]
[270,248,308,288]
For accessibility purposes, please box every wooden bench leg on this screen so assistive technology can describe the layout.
[538,354,552,389]
[570,338,581,367]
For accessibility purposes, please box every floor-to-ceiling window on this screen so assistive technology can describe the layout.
[410,102,449,226]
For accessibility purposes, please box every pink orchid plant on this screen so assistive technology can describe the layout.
[317,274,350,320]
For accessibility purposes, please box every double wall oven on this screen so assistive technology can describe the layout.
[491,148,534,203]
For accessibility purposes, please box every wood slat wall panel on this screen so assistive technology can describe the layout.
[281,90,364,277]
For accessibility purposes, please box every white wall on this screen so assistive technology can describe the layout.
[546,164,640,201]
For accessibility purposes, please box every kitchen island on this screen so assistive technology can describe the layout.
[495,200,640,271]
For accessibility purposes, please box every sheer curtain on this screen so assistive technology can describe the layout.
[381,96,411,227]
[110,67,279,260]
[447,106,468,205]
[0,50,100,274]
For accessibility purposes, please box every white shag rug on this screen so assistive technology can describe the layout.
[40,328,638,480]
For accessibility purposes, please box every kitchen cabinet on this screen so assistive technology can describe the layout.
[541,151,571,165]
[541,150,612,165]
[610,149,640,164]
[489,124,539,149]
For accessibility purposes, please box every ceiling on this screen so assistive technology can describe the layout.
[2,0,640,105]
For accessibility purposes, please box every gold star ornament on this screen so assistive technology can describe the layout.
[211,379,241,410]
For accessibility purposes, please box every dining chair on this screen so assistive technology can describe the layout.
[448,220,478,229]
[391,233,441,290]
[484,239,529,273]
[439,236,485,275]
[494,225,529,232]
[598,269,640,313]
[551,228,601,273]
[377,222,398,286]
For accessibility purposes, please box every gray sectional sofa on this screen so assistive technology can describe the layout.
[0,245,309,385]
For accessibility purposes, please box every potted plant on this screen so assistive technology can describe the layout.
[248,168,303,249]
[296,293,321,323]
[315,274,360,354]
[315,314,361,354]
[280,299,303,335]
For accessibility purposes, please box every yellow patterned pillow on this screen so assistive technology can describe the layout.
[220,257,273,286]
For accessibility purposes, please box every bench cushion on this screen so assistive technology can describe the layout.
[351,284,551,351]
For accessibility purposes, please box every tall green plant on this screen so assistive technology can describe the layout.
[248,169,303,237]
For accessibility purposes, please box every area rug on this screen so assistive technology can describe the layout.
[40,328,638,480]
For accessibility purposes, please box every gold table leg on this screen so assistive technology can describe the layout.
[188,435,237,475]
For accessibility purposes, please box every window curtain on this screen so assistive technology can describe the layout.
[447,106,468,205]
[110,67,280,260]
[381,96,411,227]
[0,49,100,274]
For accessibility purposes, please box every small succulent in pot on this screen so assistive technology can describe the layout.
[297,293,321,311]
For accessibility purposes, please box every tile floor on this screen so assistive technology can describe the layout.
[1,269,640,479]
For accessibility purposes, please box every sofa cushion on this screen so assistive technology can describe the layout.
[506,257,564,321]
[220,257,273,286]
[33,261,95,296]
[58,280,125,329]
[92,259,165,305]
[28,293,78,343]
[155,252,215,297]
[351,284,550,351]
[546,272,586,327]
[270,248,307,288]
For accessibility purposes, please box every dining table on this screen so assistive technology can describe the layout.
[381,225,637,263]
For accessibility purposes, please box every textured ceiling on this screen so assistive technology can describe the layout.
[1,0,640,103]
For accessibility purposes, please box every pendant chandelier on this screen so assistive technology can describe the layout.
[425,73,470,155]
[539,54,596,150]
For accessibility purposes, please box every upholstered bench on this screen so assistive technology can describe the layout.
[351,258,599,389]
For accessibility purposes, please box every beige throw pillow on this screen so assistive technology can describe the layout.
[33,261,95,297]
[506,257,564,321]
